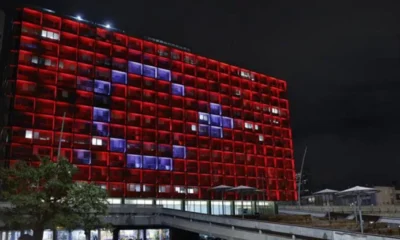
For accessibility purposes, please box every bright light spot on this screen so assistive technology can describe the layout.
[92,137,102,146]
[105,24,111,28]
[76,15,82,20]
[25,130,32,139]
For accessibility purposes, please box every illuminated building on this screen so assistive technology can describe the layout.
[1,6,296,205]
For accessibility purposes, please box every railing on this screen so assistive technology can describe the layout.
[279,205,400,215]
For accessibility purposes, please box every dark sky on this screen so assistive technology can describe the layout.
[2,0,400,190]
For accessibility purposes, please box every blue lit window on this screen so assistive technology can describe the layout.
[73,149,91,165]
[222,117,233,129]
[110,138,126,153]
[210,103,221,115]
[199,124,210,136]
[93,107,110,122]
[158,157,173,171]
[143,65,156,78]
[94,80,110,95]
[210,126,223,138]
[157,68,171,81]
[210,115,221,126]
[111,70,127,84]
[143,156,157,169]
[198,112,209,124]
[128,61,142,75]
[92,122,109,137]
[173,145,186,159]
[171,83,184,96]
[127,154,142,168]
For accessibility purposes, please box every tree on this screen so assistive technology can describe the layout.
[0,156,77,240]
[0,156,109,240]
[67,182,109,240]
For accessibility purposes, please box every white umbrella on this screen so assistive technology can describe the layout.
[337,186,378,234]
[228,186,257,219]
[313,189,339,195]
[208,185,233,215]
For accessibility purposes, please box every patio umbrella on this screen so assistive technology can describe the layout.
[228,185,257,219]
[208,185,233,215]
[337,186,378,234]
[313,189,339,221]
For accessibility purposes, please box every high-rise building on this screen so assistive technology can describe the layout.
[1,6,296,203]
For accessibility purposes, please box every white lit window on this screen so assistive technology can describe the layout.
[244,122,253,129]
[259,135,264,142]
[175,186,186,194]
[31,56,38,64]
[25,130,33,139]
[199,113,208,121]
[235,90,241,96]
[187,187,198,194]
[159,185,171,193]
[41,30,60,40]
[191,125,197,131]
[272,119,279,125]
[44,59,51,66]
[92,137,102,146]
[255,124,259,130]
[271,108,279,114]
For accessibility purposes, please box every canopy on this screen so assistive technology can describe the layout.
[313,188,339,195]
[208,185,233,192]
[337,186,378,196]
[228,185,257,193]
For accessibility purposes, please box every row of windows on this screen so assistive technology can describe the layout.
[18,12,287,92]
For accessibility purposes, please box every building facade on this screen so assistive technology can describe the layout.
[1,6,296,202]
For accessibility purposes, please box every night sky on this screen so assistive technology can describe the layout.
[2,0,400,191]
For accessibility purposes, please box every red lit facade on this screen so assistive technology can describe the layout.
[2,7,297,201]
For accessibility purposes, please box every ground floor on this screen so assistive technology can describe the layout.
[106,198,277,215]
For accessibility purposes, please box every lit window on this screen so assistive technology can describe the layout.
[41,30,59,40]
[44,59,51,66]
[259,135,264,141]
[191,125,197,131]
[25,130,33,139]
[31,56,38,64]
[187,187,198,194]
[159,185,171,193]
[199,112,209,124]
[127,183,141,192]
[171,83,184,96]
[271,108,279,114]
[244,122,253,129]
[92,137,102,146]
[272,119,279,125]
[175,186,186,194]
[255,124,259,130]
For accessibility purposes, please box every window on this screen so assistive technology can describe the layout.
[171,83,184,96]
[91,137,102,146]
[127,183,141,192]
[93,107,110,122]
[41,30,59,40]
[255,124,259,130]
[73,149,91,164]
[173,145,186,159]
[210,103,221,115]
[175,186,186,194]
[31,56,38,64]
[25,130,33,139]
[245,122,253,129]
[143,65,156,78]
[259,135,264,141]
[199,112,209,124]
[143,156,157,169]
[199,125,209,136]
[128,61,142,75]
[187,187,198,194]
[191,124,197,131]
[210,115,221,126]
[157,68,171,81]
[111,70,127,84]
[94,80,111,95]
[222,117,233,129]
[210,126,223,138]
[110,138,126,152]
[159,185,171,193]
[158,157,172,171]
[127,154,142,168]
[271,107,279,115]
